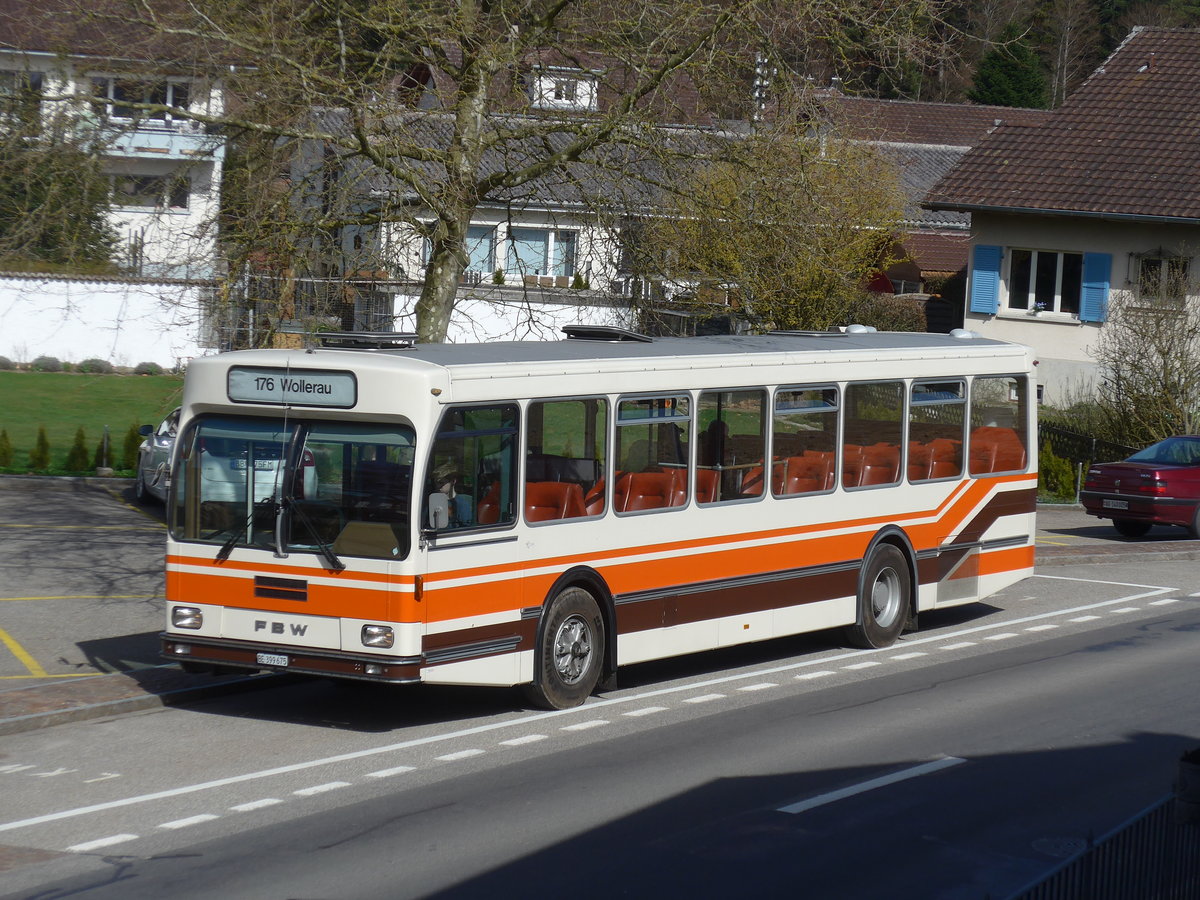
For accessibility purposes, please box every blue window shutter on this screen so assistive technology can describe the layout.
[1080,253,1112,323]
[969,245,1002,315]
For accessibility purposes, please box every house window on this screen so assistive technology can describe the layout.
[1137,255,1189,305]
[0,69,43,128]
[92,76,190,126]
[530,70,597,111]
[419,225,495,275]
[506,228,577,278]
[112,172,190,210]
[1008,249,1082,315]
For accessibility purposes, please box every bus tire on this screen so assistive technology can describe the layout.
[524,587,605,710]
[846,543,910,649]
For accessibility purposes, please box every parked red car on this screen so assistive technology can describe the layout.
[1081,435,1200,538]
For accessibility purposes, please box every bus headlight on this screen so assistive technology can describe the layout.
[361,624,394,649]
[172,606,203,629]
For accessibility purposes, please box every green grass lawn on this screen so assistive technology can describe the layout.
[0,371,183,475]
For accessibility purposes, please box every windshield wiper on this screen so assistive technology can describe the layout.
[287,500,346,572]
[216,497,276,562]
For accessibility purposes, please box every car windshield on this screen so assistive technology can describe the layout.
[1126,436,1200,466]
[170,415,416,561]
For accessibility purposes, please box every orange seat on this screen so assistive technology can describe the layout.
[696,468,720,504]
[524,481,587,522]
[584,479,606,516]
[614,471,686,512]
[860,444,900,486]
[476,481,501,524]
[970,427,1026,474]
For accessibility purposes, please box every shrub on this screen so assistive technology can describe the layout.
[0,356,15,370]
[30,355,62,372]
[29,426,51,469]
[0,429,11,467]
[121,424,142,470]
[64,427,90,471]
[1038,440,1077,502]
[134,361,164,376]
[78,358,115,374]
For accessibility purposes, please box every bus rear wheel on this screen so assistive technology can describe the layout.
[524,587,605,710]
[845,543,910,649]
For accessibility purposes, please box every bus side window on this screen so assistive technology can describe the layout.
[969,376,1030,475]
[909,380,965,481]
[425,404,519,530]
[697,388,766,504]
[614,395,690,514]
[524,397,607,522]
[843,382,903,489]
[772,387,838,497]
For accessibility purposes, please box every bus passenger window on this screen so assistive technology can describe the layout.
[969,376,1029,475]
[772,387,838,497]
[843,382,903,489]
[525,398,607,521]
[425,404,519,529]
[697,389,765,503]
[909,380,965,481]
[614,396,690,513]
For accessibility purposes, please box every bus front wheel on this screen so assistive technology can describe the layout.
[524,587,605,710]
[846,543,910,649]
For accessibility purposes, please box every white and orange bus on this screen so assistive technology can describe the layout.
[161,326,1036,708]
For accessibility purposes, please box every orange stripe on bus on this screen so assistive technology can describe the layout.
[977,544,1036,576]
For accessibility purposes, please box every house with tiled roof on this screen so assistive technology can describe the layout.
[0,0,228,280]
[822,92,1051,307]
[925,26,1200,404]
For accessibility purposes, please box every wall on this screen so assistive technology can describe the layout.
[964,212,1200,406]
[0,275,206,369]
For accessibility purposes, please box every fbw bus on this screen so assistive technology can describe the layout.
[161,327,1036,709]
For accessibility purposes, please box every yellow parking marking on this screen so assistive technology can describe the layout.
[0,595,158,602]
[0,626,49,677]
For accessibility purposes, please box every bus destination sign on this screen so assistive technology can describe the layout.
[227,366,357,408]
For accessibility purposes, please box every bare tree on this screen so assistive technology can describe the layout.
[1091,284,1200,445]
[1044,0,1100,107]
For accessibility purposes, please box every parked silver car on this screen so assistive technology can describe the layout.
[135,407,180,503]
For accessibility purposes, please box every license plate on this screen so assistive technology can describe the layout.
[256,652,289,667]
[231,458,275,471]
[1102,499,1129,510]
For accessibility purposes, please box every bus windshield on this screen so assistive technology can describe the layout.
[170,415,416,561]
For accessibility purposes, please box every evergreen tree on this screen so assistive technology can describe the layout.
[29,426,51,470]
[0,429,11,467]
[969,28,1049,108]
[65,427,90,471]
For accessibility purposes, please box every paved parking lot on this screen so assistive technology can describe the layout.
[0,477,1196,734]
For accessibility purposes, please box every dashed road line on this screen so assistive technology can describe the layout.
[66,834,138,853]
[1070,615,1101,622]
[738,683,777,692]
[1150,598,1180,606]
[230,798,282,812]
[984,633,1018,641]
[293,781,351,796]
[844,661,881,670]
[562,719,609,731]
[365,765,416,778]
[1111,608,1140,614]
[1026,624,1058,632]
[796,670,836,680]
[891,652,927,661]
[684,694,725,704]
[499,734,547,747]
[159,814,219,830]
[624,706,668,717]
[940,642,977,650]
[435,750,485,762]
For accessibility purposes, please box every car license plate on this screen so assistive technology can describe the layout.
[1102,499,1129,510]
[231,458,275,471]
[256,652,288,667]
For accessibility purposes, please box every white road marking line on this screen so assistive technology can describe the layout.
[1026,624,1058,632]
[293,781,351,796]
[796,670,836,680]
[66,833,138,852]
[1150,598,1180,606]
[159,814,219,830]
[1070,615,1101,622]
[940,642,977,650]
[499,734,547,747]
[561,719,608,731]
[844,661,881,670]
[984,633,1018,641]
[684,694,725,704]
[891,652,927,661]
[230,798,282,812]
[364,766,416,778]
[624,706,668,717]
[778,757,967,815]
[1111,608,1140,614]
[738,682,777,692]
[2,578,1180,838]
[435,750,485,762]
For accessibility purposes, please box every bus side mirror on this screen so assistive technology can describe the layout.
[427,492,450,530]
